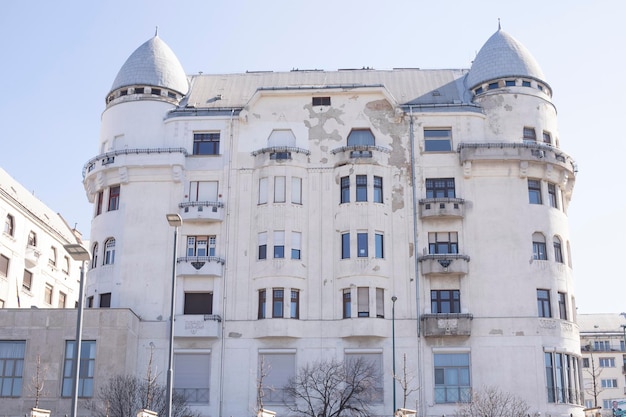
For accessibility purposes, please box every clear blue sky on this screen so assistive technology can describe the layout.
[0,0,623,314]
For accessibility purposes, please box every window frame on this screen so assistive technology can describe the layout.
[258,289,266,319]
[431,290,461,314]
[434,353,471,403]
[107,185,120,211]
[424,128,453,152]
[104,238,116,265]
[272,288,284,318]
[193,132,220,156]
[355,175,367,202]
[428,232,458,255]
[273,231,285,259]
[357,232,368,257]
[258,232,267,260]
[0,341,25,397]
[44,283,53,305]
[426,178,456,198]
[528,179,542,204]
[532,233,547,261]
[22,269,33,291]
[341,233,350,259]
[0,254,8,277]
[342,289,351,318]
[340,176,350,204]
[553,237,564,263]
[537,289,552,318]
[62,340,96,398]
[557,292,567,320]
[375,233,384,259]
[373,176,383,203]
[290,290,299,319]
[523,127,537,142]
[184,292,213,315]
[4,215,14,237]
[548,183,558,208]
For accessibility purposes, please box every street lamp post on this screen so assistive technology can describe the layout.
[165,214,182,417]
[63,244,91,417]
[392,295,397,415]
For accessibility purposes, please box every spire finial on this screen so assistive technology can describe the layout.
[155,26,159,37]
[498,18,501,30]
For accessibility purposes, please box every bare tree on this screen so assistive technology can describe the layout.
[584,344,604,408]
[257,354,271,412]
[28,354,48,408]
[393,353,419,409]
[283,357,379,417]
[455,386,529,417]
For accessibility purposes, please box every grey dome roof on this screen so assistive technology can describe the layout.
[467,29,546,89]
[110,35,188,95]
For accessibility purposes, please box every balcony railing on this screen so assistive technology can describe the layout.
[176,256,225,277]
[421,313,473,337]
[330,144,391,159]
[251,146,311,159]
[83,147,188,178]
[419,198,465,218]
[418,254,470,276]
[24,246,41,268]
[179,201,224,222]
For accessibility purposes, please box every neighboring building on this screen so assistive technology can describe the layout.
[1,27,582,417]
[0,167,83,309]
[578,314,626,416]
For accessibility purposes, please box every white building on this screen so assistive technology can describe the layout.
[1,27,582,417]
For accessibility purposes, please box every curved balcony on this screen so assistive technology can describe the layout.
[174,314,221,338]
[251,146,310,160]
[24,246,41,268]
[330,145,391,165]
[419,198,465,219]
[176,256,225,277]
[179,201,224,222]
[421,313,473,337]
[418,254,470,276]
[82,147,188,179]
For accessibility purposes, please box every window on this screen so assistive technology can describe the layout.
[357,232,368,257]
[343,289,351,318]
[44,283,53,304]
[104,238,115,265]
[357,287,369,317]
[258,232,267,260]
[184,292,213,314]
[505,80,516,86]
[545,352,581,404]
[601,379,618,388]
[62,340,96,397]
[375,233,384,259]
[312,96,331,106]
[341,233,350,259]
[424,128,452,152]
[189,180,218,202]
[488,82,499,90]
[553,237,564,263]
[193,132,220,155]
[268,129,296,148]
[91,242,98,269]
[291,232,301,260]
[107,185,120,211]
[87,296,93,308]
[99,292,111,308]
[273,231,285,259]
[528,179,542,204]
[582,358,589,368]
[95,191,103,216]
[291,177,302,204]
[594,340,610,351]
[426,178,455,198]
[356,175,367,202]
[273,289,284,318]
[48,246,57,267]
[259,352,295,403]
[548,183,558,208]
[340,176,350,203]
[174,353,210,403]
[0,341,25,397]
[428,232,458,254]
[3,215,14,236]
[187,236,216,257]
[347,129,375,146]
[537,289,551,318]
[532,233,547,260]
[0,254,8,277]
[259,178,268,204]
[62,256,70,274]
[290,290,299,319]
[58,291,66,308]
[373,176,383,203]
[27,231,36,247]
[558,292,567,320]
[431,290,461,314]
[376,288,384,318]
[523,127,537,142]
[543,131,552,145]
[599,357,615,367]
[434,353,471,403]
[344,353,383,402]
[258,290,266,319]
[22,270,32,291]
[274,176,286,203]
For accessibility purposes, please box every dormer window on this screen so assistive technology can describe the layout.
[505,80,516,87]
[151,88,161,96]
[135,87,144,94]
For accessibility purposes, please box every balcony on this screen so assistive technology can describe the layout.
[330,145,391,164]
[419,198,465,218]
[174,314,221,338]
[176,256,225,277]
[179,201,224,222]
[82,147,188,179]
[418,254,470,276]
[251,146,310,161]
[421,313,473,337]
[24,246,41,268]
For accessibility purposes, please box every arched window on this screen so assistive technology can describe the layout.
[4,215,14,237]
[532,232,547,260]
[553,236,563,263]
[104,238,115,265]
[91,242,99,269]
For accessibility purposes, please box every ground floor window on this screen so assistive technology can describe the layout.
[0,341,25,397]
[544,351,581,404]
[259,351,295,404]
[62,340,96,397]
[434,352,470,403]
[174,352,210,403]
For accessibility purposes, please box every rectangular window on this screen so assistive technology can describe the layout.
[48,247,57,267]
[426,178,456,198]
[4,215,14,236]
[434,353,471,403]
[373,176,383,203]
[582,358,589,368]
[259,177,268,204]
[62,340,96,397]
[0,341,25,397]
[290,290,299,319]
[594,340,610,351]
[341,233,350,259]
[193,132,220,155]
[375,233,384,259]
[523,127,537,142]
[291,177,302,204]
[291,232,301,260]
[273,289,284,318]
[428,232,458,254]
[532,233,547,260]
[558,292,567,320]
[62,256,70,275]
[258,290,266,319]
[431,290,461,313]
[554,239,563,263]
[545,352,581,404]
[543,131,552,145]
[108,185,120,211]
[357,287,369,317]
[344,353,383,402]
[601,379,618,388]
[424,128,452,152]
[44,283,53,304]
[184,292,213,315]
[187,236,215,257]
[548,183,558,208]
[22,270,32,291]
[259,353,295,403]
[312,96,331,106]
[274,176,286,203]
[58,291,66,308]
[274,231,285,259]
[357,232,368,257]
[599,357,615,367]
[356,175,367,202]
[340,176,350,203]
[258,232,267,260]
[174,353,210,404]
[0,254,8,277]
[95,191,103,216]
[99,292,111,308]
[343,289,351,318]
[376,288,384,318]
[189,180,218,202]
[537,289,551,318]
[528,179,542,204]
